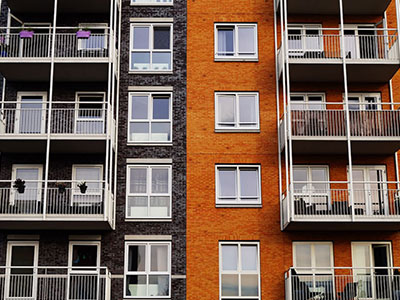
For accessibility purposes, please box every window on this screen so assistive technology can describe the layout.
[124,242,171,298]
[128,92,172,143]
[290,93,325,110]
[287,24,323,57]
[215,23,258,60]
[11,164,43,209]
[131,0,173,5]
[69,241,100,269]
[72,165,103,205]
[219,242,260,299]
[15,92,47,134]
[130,24,173,72]
[78,23,108,51]
[126,165,171,218]
[215,92,259,131]
[346,93,381,111]
[75,92,105,134]
[216,165,261,206]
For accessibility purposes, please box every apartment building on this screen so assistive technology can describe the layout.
[187,1,400,300]
[0,0,187,299]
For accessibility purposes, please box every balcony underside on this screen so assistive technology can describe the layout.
[0,62,109,82]
[287,62,400,83]
[285,0,392,15]
[284,219,400,231]
[0,219,112,230]
[7,0,111,14]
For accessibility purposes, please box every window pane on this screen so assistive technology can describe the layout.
[131,52,150,70]
[150,196,170,217]
[238,27,255,54]
[153,96,170,119]
[222,245,238,271]
[131,96,148,119]
[314,244,332,269]
[130,122,149,141]
[72,245,98,267]
[239,95,257,125]
[293,168,308,191]
[127,196,148,217]
[152,168,169,193]
[126,275,147,297]
[221,274,239,296]
[149,275,169,296]
[241,245,258,271]
[11,246,35,267]
[151,123,171,141]
[240,168,259,198]
[128,245,146,271]
[241,274,259,296]
[130,168,147,193]
[151,245,168,272]
[133,27,149,49]
[218,28,234,55]
[295,244,312,268]
[154,27,170,49]
[218,95,235,124]
[74,167,101,190]
[152,52,171,70]
[218,168,236,197]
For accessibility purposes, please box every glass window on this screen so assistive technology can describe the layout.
[129,93,172,143]
[126,165,171,219]
[215,24,258,60]
[293,242,333,273]
[216,165,261,205]
[347,93,381,111]
[125,242,171,298]
[220,242,260,299]
[290,93,325,110]
[130,24,172,71]
[215,93,259,130]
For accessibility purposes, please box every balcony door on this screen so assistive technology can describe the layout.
[352,242,392,299]
[75,93,105,135]
[343,25,377,60]
[72,165,103,207]
[15,92,47,134]
[349,166,388,216]
[6,241,39,300]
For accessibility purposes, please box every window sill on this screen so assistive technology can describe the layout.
[216,204,263,208]
[125,218,172,222]
[129,71,173,75]
[215,129,260,133]
[214,57,258,62]
[127,143,173,147]
[130,3,173,6]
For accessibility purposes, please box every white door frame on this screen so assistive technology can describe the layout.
[15,92,47,135]
[11,164,43,207]
[342,24,377,60]
[74,92,106,135]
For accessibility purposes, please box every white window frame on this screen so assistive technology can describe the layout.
[124,241,171,299]
[215,165,262,207]
[15,92,47,135]
[77,23,109,51]
[131,0,173,6]
[293,242,334,274]
[74,92,106,135]
[11,164,43,206]
[290,93,326,110]
[287,24,323,56]
[342,24,377,60]
[128,92,173,144]
[68,241,101,271]
[126,165,172,219]
[215,92,260,132]
[71,164,103,205]
[214,23,258,61]
[219,241,261,300]
[344,92,381,111]
[130,23,173,73]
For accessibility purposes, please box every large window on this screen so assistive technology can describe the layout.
[126,165,171,219]
[130,24,173,72]
[287,24,323,57]
[124,242,171,298]
[290,93,325,110]
[216,165,261,206]
[346,93,381,111]
[215,92,259,131]
[128,92,172,143]
[215,23,258,61]
[219,242,260,300]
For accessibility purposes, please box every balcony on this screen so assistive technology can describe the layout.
[278,28,400,83]
[0,267,110,300]
[0,180,114,230]
[279,103,400,154]
[285,267,400,300]
[281,181,400,231]
[7,0,112,14]
[0,27,112,81]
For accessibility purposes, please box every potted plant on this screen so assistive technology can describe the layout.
[13,178,26,194]
[19,28,34,39]
[55,182,67,194]
[76,27,91,39]
[77,181,88,194]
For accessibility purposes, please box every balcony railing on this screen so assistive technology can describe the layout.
[0,27,110,60]
[0,180,112,220]
[286,102,400,139]
[0,101,110,137]
[282,28,399,62]
[0,267,110,300]
[282,181,400,222]
[286,267,400,300]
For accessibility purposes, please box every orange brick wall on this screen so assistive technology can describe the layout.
[187,1,400,300]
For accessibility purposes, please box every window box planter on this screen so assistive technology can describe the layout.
[13,178,26,194]
[19,30,34,39]
[76,30,91,39]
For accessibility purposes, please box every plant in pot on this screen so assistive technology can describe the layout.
[19,28,34,39]
[55,182,67,194]
[76,27,91,39]
[77,181,88,194]
[13,178,26,194]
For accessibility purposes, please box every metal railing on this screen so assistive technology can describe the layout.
[0,101,109,136]
[286,267,400,300]
[283,28,399,62]
[282,181,400,220]
[287,102,400,138]
[0,266,110,300]
[0,180,111,219]
[0,27,110,59]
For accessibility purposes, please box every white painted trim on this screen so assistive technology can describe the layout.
[7,235,40,240]
[128,86,173,92]
[126,158,172,164]
[68,240,101,268]
[16,92,48,135]
[130,0,173,6]
[171,275,186,279]
[125,235,172,241]
[68,235,102,241]
[130,18,174,23]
